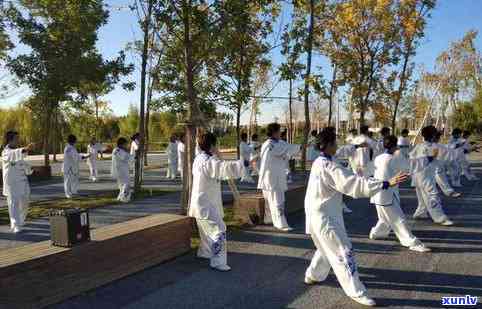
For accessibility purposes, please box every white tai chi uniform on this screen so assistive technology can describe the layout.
[177,141,185,179]
[62,144,82,198]
[447,137,465,187]
[257,138,300,230]
[189,152,243,268]
[307,136,320,162]
[410,142,449,223]
[369,152,421,247]
[461,140,478,180]
[166,142,178,179]
[2,146,32,231]
[350,135,376,177]
[239,141,254,183]
[397,136,411,160]
[111,147,133,203]
[250,141,261,176]
[304,153,387,298]
[433,143,456,196]
[86,143,103,182]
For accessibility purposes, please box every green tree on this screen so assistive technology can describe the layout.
[7,0,110,166]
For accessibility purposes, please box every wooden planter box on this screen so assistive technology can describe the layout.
[234,185,306,226]
[0,213,193,309]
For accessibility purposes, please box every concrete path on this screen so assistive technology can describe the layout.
[49,156,482,309]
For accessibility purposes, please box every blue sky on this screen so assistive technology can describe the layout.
[3,0,482,125]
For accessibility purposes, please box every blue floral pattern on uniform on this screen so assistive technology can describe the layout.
[339,249,357,276]
[212,232,226,256]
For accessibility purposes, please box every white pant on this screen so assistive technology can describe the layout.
[461,158,477,180]
[263,190,290,229]
[64,174,79,198]
[196,218,228,268]
[448,161,462,186]
[7,194,29,230]
[370,197,419,247]
[413,176,448,223]
[435,166,454,196]
[166,161,177,179]
[241,165,254,183]
[88,161,98,181]
[117,182,131,203]
[306,214,366,298]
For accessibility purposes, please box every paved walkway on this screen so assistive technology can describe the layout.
[49,155,482,309]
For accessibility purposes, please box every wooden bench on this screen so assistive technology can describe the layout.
[233,185,306,225]
[0,213,193,309]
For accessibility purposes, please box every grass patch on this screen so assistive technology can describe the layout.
[0,188,177,225]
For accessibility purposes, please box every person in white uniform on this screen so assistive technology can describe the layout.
[461,130,479,180]
[397,129,411,160]
[111,137,133,203]
[239,132,254,183]
[373,127,390,157]
[250,133,261,176]
[2,131,34,233]
[369,135,430,252]
[350,125,376,177]
[433,131,461,198]
[166,135,178,180]
[62,135,88,199]
[410,126,453,226]
[177,135,186,180]
[304,128,408,307]
[307,130,320,162]
[447,128,465,187]
[257,123,300,232]
[189,132,244,271]
[86,138,104,182]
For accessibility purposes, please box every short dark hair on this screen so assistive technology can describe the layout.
[463,130,471,138]
[198,132,217,153]
[241,132,248,141]
[251,133,258,141]
[421,126,437,142]
[117,137,127,147]
[317,128,336,151]
[381,127,390,137]
[170,134,177,143]
[383,135,398,150]
[266,123,281,138]
[67,134,77,144]
[311,130,318,137]
[131,133,140,141]
[360,125,369,135]
[452,128,462,137]
[5,131,18,144]
[401,128,409,135]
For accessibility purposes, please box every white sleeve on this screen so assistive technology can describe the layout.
[206,157,244,180]
[3,148,26,163]
[272,143,301,158]
[327,164,384,198]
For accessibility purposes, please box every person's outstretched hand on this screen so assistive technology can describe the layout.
[388,171,410,187]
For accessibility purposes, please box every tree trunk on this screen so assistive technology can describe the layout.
[301,0,314,172]
[236,104,241,159]
[288,78,293,143]
[134,0,153,193]
[328,64,337,126]
[144,77,154,167]
[180,0,203,215]
[391,48,411,132]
